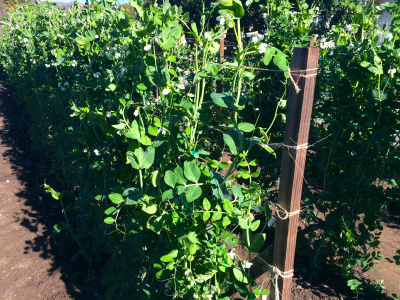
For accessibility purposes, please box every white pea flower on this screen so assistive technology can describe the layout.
[144,44,151,51]
[71,60,77,67]
[115,52,121,59]
[388,68,397,78]
[227,249,235,260]
[345,24,353,32]
[93,72,101,78]
[120,67,128,75]
[177,83,185,90]
[134,110,139,117]
[386,32,393,41]
[257,43,268,54]
[162,88,171,95]
[246,31,264,43]
[204,31,212,41]
[193,294,199,299]
[243,261,253,269]
[95,35,99,39]
[262,13,267,18]
[184,269,191,276]
[217,16,225,25]
[106,112,112,118]
[23,37,29,43]
[268,216,276,227]
[83,148,88,153]
[116,130,121,135]
[93,149,100,156]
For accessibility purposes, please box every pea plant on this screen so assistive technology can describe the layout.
[0,0,290,298]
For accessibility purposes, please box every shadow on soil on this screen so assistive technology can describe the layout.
[0,81,100,299]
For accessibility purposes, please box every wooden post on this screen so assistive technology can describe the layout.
[270,41,319,300]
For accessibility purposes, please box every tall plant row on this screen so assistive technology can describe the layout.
[0,0,399,299]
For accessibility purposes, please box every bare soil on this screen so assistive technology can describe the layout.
[0,82,98,300]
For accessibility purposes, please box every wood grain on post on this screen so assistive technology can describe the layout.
[217,37,225,93]
[270,42,319,300]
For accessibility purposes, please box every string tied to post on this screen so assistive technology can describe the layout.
[288,67,318,93]
[271,203,300,220]
[254,255,295,300]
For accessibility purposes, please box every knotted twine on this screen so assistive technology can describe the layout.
[288,67,318,93]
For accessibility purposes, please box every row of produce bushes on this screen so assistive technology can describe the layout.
[0,0,398,298]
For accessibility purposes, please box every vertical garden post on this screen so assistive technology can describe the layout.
[270,41,319,300]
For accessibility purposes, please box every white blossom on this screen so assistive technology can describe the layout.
[257,43,268,54]
[227,249,235,260]
[115,52,121,59]
[388,68,397,78]
[134,110,139,117]
[162,88,171,95]
[177,83,185,90]
[93,149,100,156]
[144,44,151,51]
[204,32,212,41]
[387,32,393,41]
[246,31,264,43]
[94,72,101,78]
[106,112,112,118]
[345,24,353,32]
[23,37,29,43]
[243,261,253,269]
[83,148,88,153]
[71,60,77,67]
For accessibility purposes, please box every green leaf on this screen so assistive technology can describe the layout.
[186,185,202,202]
[263,47,276,65]
[125,120,140,140]
[130,146,155,169]
[222,199,233,214]
[222,216,231,227]
[152,170,160,187]
[203,211,210,221]
[273,52,289,71]
[108,84,117,91]
[160,249,178,262]
[223,129,242,155]
[162,189,174,201]
[238,122,255,132]
[360,61,370,68]
[105,207,117,215]
[203,198,211,210]
[250,220,260,231]
[184,160,201,183]
[142,203,157,214]
[249,233,266,252]
[137,83,147,91]
[238,217,249,229]
[164,170,177,188]
[233,267,248,284]
[212,205,223,222]
[174,167,186,185]
[112,123,125,130]
[109,193,124,204]
[211,92,238,110]
[104,217,115,224]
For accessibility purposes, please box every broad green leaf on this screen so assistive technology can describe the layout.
[174,167,186,185]
[222,199,233,214]
[249,233,266,252]
[184,160,201,183]
[125,120,140,140]
[104,217,115,224]
[203,198,211,210]
[273,52,289,71]
[162,189,174,201]
[160,249,178,262]
[211,92,238,110]
[233,267,248,284]
[164,170,177,188]
[222,216,231,227]
[130,146,155,169]
[137,83,147,91]
[109,193,124,204]
[211,205,222,222]
[223,129,242,155]
[238,217,250,229]
[360,61,370,68]
[238,122,255,132]
[263,47,276,65]
[142,203,157,214]
[250,220,260,231]
[203,211,210,221]
[108,84,117,91]
[186,185,202,202]
[105,207,116,215]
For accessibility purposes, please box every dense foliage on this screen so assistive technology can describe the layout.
[0,0,399,299]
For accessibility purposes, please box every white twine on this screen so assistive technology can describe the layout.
[288,68,318,93]
[254,255,294,300]
[271,203,301,220]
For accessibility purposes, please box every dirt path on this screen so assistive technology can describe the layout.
[0,83,95,300]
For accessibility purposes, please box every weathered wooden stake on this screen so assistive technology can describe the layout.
[217,37,225,93]
[269,41,319,300]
